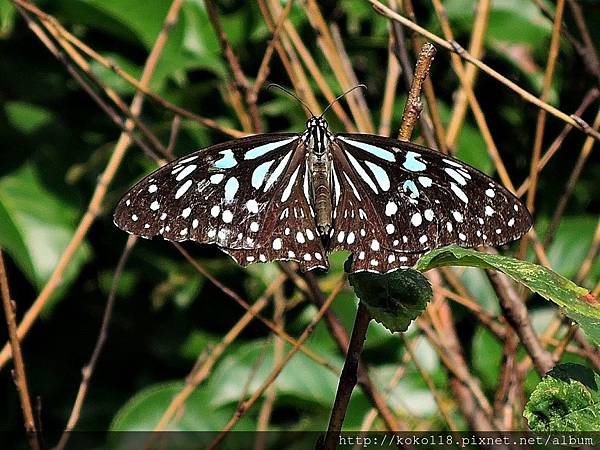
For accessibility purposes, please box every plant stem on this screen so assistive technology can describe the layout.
[320,302,371,450]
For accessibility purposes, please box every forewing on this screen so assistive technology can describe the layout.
[113,134,327,271]
[330,134,532,272]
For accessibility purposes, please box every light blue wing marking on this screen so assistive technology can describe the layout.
[339,137,395,162]
[244,137,297,160]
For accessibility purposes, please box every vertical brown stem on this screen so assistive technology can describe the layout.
[320,302,371,450]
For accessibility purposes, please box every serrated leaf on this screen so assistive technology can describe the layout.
[416,246,600,345]
[0,164,91,304]
[524,363,600,431]
[348,269,432,333]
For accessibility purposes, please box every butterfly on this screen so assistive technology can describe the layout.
[114,94,532,273]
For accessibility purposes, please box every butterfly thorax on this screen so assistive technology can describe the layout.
[304,116,334,237]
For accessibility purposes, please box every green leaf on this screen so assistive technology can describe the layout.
[5,101,54,134]
[348,269,432,333]
[0,0,15,37]
[416,246,600,345]
[524,363,600,431]
[0,164,91,301]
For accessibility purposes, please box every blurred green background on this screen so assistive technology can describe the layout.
[0,0,599,448]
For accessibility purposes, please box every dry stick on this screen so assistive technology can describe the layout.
[544,108,600,247]
[150,274,291,434]
[0,250,40,450]
[205,279,345,450]
[428,0,515,193]
[520,0,566,258]
[0,0,182,370]
[401,0,448,153]
[388,0,437,149]
[427,300,498,431]
[261,0,321,116]
[54,235,137,450]
[247,0,295,110]
[205,0,258,133]
[575,218,600,284]
[445,0,491,150]
[399,43,437,141]
[12,0,242,139]
[566,0,600,82]
[379,33,401,137]
[254,284,286,450]
[435,286,506,340]
[516,89,599,197]
[172,244,336,373]
[574,331,600,372]
[368,0,600,142]
[486,270,554,375]
[261,0,355,130]
[303,0,374,132]
[320,303,372,450]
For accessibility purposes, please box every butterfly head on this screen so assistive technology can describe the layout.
[306,116,328,130]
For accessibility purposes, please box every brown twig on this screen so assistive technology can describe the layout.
[54,235,137,450]
[388,0,437,149]
[368,0,600,142]
[575,218,600,284]
[516,89,599,197]
[379,32,401,137]
[320,302,372,450]
[520,0,565,258]
[0,250,40,450]
[0,0,184,370]
[486,270,554,375]
[398,43,437,142]
[566,0,600,82]
[445,0,491,150]
[544,107,600,246]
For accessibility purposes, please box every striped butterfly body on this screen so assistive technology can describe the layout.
[113,115,532,273]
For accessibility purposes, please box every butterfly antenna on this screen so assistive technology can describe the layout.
[267,83,315,117]
[320,84,367,117]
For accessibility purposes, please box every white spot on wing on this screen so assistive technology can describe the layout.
[175,164,197,181]
[175,180,193,199]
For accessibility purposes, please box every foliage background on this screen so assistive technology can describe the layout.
[0,0,599,448]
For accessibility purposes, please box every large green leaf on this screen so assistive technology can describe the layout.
[0,164,90,300]
[416,246,600,345]
[524,363,600,431]
[348,269,432,333]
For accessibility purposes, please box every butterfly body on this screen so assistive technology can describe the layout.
[114,116,532,273]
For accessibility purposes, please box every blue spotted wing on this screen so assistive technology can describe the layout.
[113,134,329,271]
[328,134,532,273]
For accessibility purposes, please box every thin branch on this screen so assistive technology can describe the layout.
[0,249,40,450]
[520,0,565,257]
[369,0,600,142]
[544,107,600,246]
[398,43,437,141]
[320,302,371,450]
[486,270,555,375]
[54,235,137,450]
[445,0,491,150]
